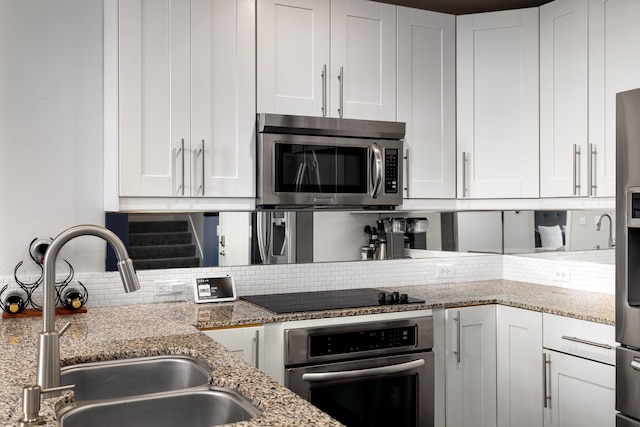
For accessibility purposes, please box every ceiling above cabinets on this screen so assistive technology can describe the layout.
[375,0,553,15]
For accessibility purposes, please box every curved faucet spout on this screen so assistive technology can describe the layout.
[596,213,615,248]
[37,224,140,396]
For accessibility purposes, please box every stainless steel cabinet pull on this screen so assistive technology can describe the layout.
[321,64,327,117]
[590,143,598,196]
[404,149,410,197]
[200,139,206,196]
[338,66,344,118]
[453,311,461,363]
[177,139,185,196]
[543,353,551,408]
[253,329,260,369]
[573,144,581,196]
[461,152,469,198]
[370,143,382,198]
[561,335,612,349]
[301,359,425,382]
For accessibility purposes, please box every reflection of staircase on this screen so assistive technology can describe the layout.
[128,220,200,270]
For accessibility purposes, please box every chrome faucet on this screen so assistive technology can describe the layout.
[36,225,140,397]
[596,213,615,248]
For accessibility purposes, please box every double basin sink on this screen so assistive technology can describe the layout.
[56,355,261,427]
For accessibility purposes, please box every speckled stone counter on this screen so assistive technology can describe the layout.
[0,279,614,426]
[195,280,614,328]
[0,304,342,427]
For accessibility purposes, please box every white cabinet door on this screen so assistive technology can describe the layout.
[457,9,539,199]
[330,0,396,120]
[203,326,265,369]
[256,0,330,116]
[542,349,615,427]
[397,7,455,199]
[115,0,255,200]
[539,0,589,198]
[446,305,497,427]
[191,0,255,198]
[593,0,640,197]
[496,306,543,427]
[118,0,190,197]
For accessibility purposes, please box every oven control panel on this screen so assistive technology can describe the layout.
[285,316,433,365]
[309,326,416,357]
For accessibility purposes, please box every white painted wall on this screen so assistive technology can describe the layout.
[0,0,105,276]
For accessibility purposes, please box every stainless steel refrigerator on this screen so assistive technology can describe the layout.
[251,211,313,265]
[616,88,640,426]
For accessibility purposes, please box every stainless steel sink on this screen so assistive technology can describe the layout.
[56,386,262,427]
[60,355,210,401]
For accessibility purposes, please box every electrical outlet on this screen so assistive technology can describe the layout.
[155,281,186,296]
[437,263,454,278]
[553,268,570,282]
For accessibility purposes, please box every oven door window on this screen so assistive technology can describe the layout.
[274,143,368,194]
[309,374,417,427]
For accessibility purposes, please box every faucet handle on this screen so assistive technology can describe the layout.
[18,384,74,426]
[58,321,71,337]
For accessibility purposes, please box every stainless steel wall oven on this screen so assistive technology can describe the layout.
[257,113,405,209]
[284,316,434,427]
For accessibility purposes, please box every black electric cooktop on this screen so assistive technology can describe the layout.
[241,288,425,314]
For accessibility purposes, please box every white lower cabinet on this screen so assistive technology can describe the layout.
[445,307,615,427]
[445,305,497,427]
[202,326,264,369]
[496,306,543,427]
[542,349,615,427]
[542,313,616,427]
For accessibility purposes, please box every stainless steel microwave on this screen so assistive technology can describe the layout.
[256,114,405,209]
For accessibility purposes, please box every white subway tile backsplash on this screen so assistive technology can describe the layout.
[0,252,614,308]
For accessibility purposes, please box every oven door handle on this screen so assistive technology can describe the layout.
[301,359,425,382]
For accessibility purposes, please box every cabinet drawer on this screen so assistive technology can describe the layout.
[543,313,615,365]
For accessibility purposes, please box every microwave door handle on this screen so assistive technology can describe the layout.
[301,359,425,382]
[370,143,383,198]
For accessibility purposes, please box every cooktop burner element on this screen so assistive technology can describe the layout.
[241,288,425,314]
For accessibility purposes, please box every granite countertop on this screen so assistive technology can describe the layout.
[195,280,615,328]
[0,279,614,426]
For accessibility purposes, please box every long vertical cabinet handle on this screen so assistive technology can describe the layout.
[321,64,327,117]
[573,144,581,196]
[338,66,344,118]
[177,139,185,196]
[461,152,469,198]
[590,144,598,196]
[253,329,260,369]
[200,140,205,195]
[452,311,461,363]
[403,149,410,198]
[542,353,551,408]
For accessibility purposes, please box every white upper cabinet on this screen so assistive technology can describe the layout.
[257,0,396,121]
[539,0,589,197]
[256,0,330,117]
[107,0,255,208]
[457,9,540,199]
[397,7,456,199]
[330,0,396,120]
[597,0,640,197]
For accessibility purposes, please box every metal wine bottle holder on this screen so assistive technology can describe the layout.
[1,238,89,314]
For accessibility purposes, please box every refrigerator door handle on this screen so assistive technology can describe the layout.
[630,358,640,371]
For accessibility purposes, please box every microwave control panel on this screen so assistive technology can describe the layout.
[385,148,399,194]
